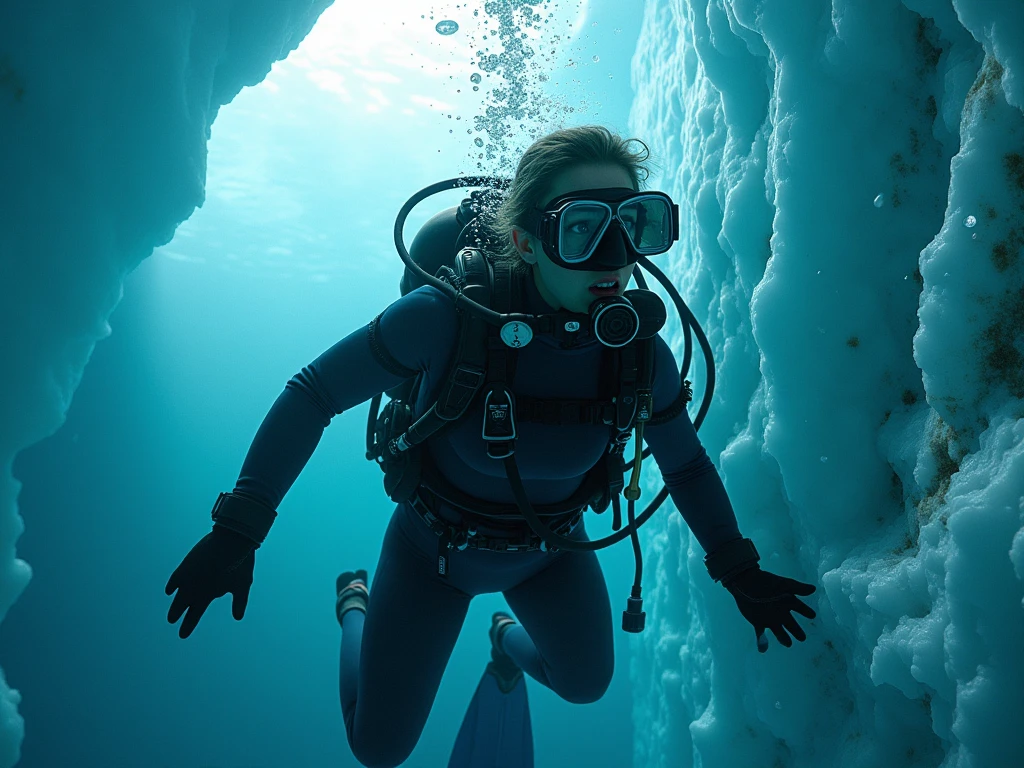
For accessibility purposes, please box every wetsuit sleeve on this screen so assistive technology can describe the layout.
[231,286,458,511]
[640,334,743,555]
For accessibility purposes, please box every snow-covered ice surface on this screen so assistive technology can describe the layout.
[629,1,1023,767]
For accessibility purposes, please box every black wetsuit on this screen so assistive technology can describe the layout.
[232,276,742,768]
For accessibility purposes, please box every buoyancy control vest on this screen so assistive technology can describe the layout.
[366,246,686,525]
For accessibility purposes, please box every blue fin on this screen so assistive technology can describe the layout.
[447,665,534,768]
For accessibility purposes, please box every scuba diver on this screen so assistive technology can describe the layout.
[165,125,817,768]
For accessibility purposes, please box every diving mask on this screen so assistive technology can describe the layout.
[524,187,680,270]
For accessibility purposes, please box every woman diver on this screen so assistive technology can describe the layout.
[165,126,817,768]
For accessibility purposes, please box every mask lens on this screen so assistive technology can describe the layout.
[618,197,671,253]
[558,203,610,262]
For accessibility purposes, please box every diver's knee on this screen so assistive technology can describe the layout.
[349,732,415,768]
[563,678,611,704]
[560,658,613,704]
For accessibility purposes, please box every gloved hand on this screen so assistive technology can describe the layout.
[165,525,257,639]
[723,566,817,653]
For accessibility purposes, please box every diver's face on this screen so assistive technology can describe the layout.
[511,163,637,314]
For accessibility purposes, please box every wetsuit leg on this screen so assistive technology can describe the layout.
[339,506,471,768]
[499,530,614,704]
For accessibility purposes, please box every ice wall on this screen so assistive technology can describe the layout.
[629,1,1023,767]
[0,2,332,763]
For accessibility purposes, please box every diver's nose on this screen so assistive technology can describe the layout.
[588,222,631,269]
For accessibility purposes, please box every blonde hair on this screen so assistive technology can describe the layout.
[483,125,654,277]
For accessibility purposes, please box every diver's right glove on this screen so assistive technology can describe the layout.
[165,525,256,639]
[164,492,277,639]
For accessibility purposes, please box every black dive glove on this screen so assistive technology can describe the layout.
[705,538,817,653]
[165,492,277,639]
[723,566,817,652]
[165,525,256,639]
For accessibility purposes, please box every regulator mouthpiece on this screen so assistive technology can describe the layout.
[590,296,639,347]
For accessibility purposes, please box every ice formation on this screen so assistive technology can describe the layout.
[0,2,332,764]
[629,1,1023,766]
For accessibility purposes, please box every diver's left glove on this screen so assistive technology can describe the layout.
[705,537,817,653]
[164,492,276,639]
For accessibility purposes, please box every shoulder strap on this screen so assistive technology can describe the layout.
[484,260,518,387]
[400,249,492,448]
[478,261,521,459]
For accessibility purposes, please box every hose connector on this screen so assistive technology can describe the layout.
[622,595,646,633]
